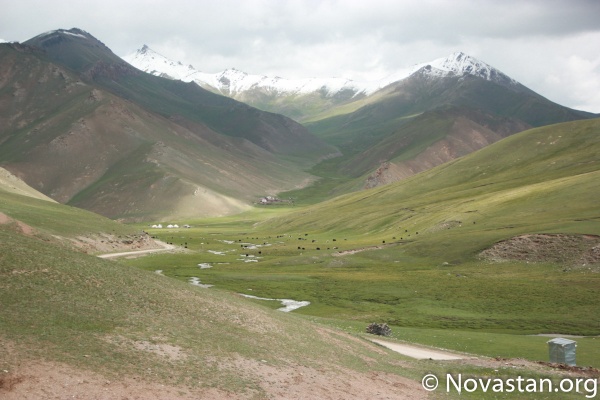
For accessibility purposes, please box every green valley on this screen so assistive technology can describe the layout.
[2,27,600,399]
[123,118,600,364]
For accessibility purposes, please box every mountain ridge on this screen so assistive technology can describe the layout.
[3,28,596,219]
[22,28,335,159]
[0,28,337,221]
[124,45,596,196]
[124,41,597,199]
[124,46,521,103]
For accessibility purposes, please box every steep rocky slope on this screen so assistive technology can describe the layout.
[0,30,338,221]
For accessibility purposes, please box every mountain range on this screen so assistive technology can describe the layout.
[125,45,596,197]
[124,47,520,121]
[0,28,337,221]
[0,28,596,221]
[125,46,520,97]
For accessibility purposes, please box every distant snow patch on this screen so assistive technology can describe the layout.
[62,31,87,39]
[198,263,213,269]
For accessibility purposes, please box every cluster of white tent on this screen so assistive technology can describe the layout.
[150,224,192,229]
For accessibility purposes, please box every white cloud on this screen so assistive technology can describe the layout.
[561,54,600,112]
[1,0,599,112]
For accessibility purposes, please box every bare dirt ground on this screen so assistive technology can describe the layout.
[480,233,600,270]
[369,338,466,360]
[0,211,35,236]
[70,232,164,255]
[0,351,427,400]
[4,344,597,400]
[97,240,175,259]
[0,360,240,400]
[332,245,384,257]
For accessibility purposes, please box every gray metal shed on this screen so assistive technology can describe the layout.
[547,338,577,366]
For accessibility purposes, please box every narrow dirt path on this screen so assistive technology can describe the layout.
[369,338,467,360]
[97,240,175,259]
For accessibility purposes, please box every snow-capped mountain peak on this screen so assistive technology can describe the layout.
[30,28,93,42]
[122,47,518,99]
[123,45,201,81]
[372,51,518,89]
[424,51,517,84]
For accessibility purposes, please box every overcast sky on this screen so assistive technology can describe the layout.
[2,0,599,112]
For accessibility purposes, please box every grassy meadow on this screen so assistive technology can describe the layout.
[0,225,416,393]
[6,223,595,399]
[123,119,600,369]
[0,189,135,237]
[2,119,599,398]
[125,209,600,366]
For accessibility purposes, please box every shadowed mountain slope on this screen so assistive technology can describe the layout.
[24,29,335,160]
[129,46,596,196]
[304,66,596,189]
[0,29,338,221]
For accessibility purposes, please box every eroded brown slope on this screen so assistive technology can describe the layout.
[480,234,600,270]
[364,108,529,188]
[0,41,324,220]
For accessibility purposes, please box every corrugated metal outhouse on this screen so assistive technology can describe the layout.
[547,338,577,366]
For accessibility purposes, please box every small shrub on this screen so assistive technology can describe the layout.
[366,323,392,337]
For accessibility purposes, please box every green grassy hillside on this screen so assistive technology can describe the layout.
[134,119,600,341]
[0,194,430,398]
[0,228,406,390]
[2,204,595,398]
[296,71,596,198]
[0,189,133,238]
[271,118,600,238]
[2,118,598,399]
[0,167,56,202]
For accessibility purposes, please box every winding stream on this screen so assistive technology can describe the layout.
[239,294,310,312]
